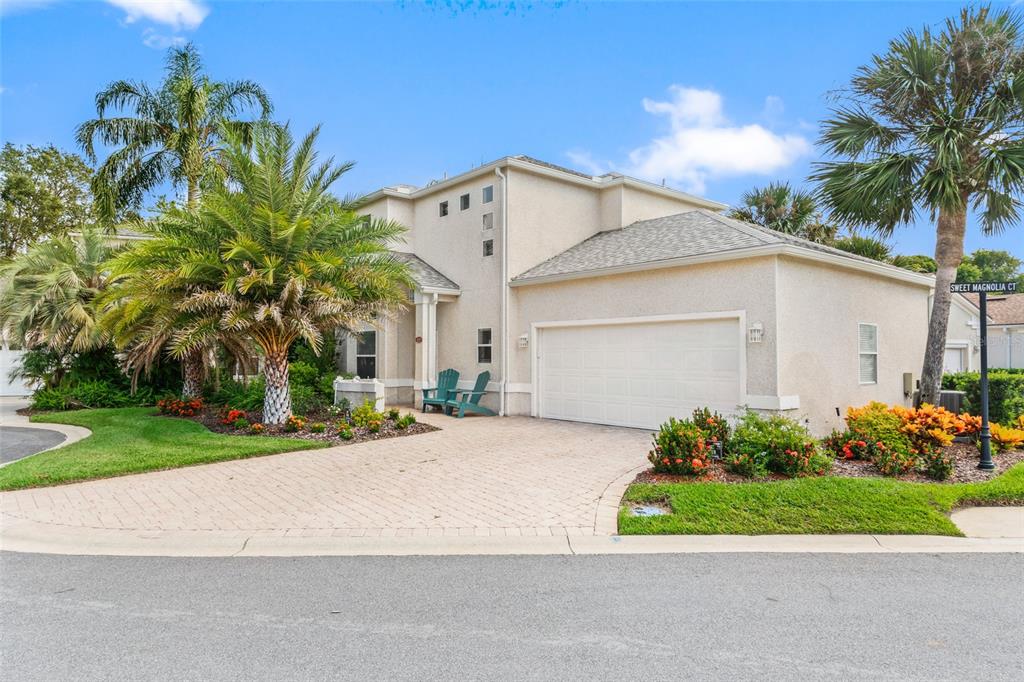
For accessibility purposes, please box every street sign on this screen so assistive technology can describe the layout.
[947,281,1018,470]
[949,281,1018,294]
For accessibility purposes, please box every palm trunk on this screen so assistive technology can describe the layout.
[263,349,291,425]
[186,177,200,209]
[181,350,204,399]
[919,206,967,406]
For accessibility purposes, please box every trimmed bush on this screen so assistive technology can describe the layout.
[728,412,830,477]
[648,417,713,476]
[351,399,384,429]
[309,422,326,433]
[943,371,1024,425]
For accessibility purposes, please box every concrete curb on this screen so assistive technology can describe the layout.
[2,511,1021,557]
[0,399,92,466]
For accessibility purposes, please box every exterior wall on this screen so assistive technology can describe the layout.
[506,257,781,417]
[776,256,931,435]
[989,326,1024,369]
[944,296,981,372]
[382,305,417,405]
[618,184,708,227]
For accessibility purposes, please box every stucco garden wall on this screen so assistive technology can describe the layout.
[776,256,930,434]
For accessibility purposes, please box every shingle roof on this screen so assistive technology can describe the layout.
[390,251,460,292]
[964,292,1024,325]
[513,209,904,282]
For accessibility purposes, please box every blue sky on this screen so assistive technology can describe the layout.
[1,0,1021,256]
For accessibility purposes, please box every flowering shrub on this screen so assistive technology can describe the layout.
[872,443,918,476]
[367,418,383,434]
[337,423,354,440]
[284,415,306,432]
[220,408,248,426]
[233,417,250,430]
[845,402,915,454]
[991,423,1024,453]
[728,412,830,477]
[725,450,768,478]
[648,417,711,475]
[890,404,969,448]
[249,423,264,434]
[921,446,954,480]
[395,413,417,430]
[309,422,326,433]
[691,407,730,447]
[157,397,203,417]
[351,400,384,428]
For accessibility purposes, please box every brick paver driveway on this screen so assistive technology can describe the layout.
[0,413,650,539]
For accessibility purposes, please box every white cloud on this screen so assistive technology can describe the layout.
[105,0,209,30]
[572,85,811,195]
[142,28,186,49]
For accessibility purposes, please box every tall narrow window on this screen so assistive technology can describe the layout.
[482,212,493,230]
[356,330,377,378]
[477,328,492,363]
[482,239,494,257]
[439,200,449,217]
[460,193,470,210]
[858,323,878,384]
[482,185,494,203]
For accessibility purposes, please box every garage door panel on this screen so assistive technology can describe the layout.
[539,318,742,430]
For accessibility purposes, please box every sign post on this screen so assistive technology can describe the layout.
[949,281,1019,470]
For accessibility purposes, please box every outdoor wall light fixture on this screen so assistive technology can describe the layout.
[518,334,529,349]
[747,322,764,344]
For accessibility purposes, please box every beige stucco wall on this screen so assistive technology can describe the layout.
[776,256,930,434]
[618,185,708,227]
[944,295,981,371]
[505,257,781,417]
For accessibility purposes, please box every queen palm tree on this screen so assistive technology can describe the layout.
[148,123,411,423]
[729,182,838,244]
[0,227,112,385]
[813,7,1024,405]
[76,42,272,220]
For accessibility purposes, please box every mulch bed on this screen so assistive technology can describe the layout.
[179,407,438,446]
[634,442,1024,486]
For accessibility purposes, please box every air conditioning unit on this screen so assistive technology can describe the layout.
[938,390,966,414]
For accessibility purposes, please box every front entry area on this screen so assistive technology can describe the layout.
[536,315,744,430]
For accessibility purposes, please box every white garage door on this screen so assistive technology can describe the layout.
[537,318,742,430]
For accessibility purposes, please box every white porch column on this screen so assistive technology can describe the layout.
[413,291,439,402]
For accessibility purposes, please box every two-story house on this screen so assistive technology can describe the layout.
[352,155,938,435]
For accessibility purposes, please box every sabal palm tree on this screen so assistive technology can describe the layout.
[813,7,1024,405]
[832,234,894,262]
[729,182,838,244]
[0,227,112,385]
[151,123,411,423]
[76,42,272,220]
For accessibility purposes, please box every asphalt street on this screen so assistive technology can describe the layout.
[0,426,65,463]
[1,551,1021,681]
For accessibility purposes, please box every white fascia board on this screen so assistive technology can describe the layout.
[510,244,937,289]
[418,286,461,296]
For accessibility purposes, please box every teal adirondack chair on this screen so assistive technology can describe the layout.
[421,368,460,413]
[445,371,496,418]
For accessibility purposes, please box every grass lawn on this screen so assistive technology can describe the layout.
[0,408,323,491]
[620,463,1024,536]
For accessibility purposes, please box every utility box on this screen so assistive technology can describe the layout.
[938,390,966,414]
[333,377,385,411]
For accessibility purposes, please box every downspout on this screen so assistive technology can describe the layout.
[496,166,508,416]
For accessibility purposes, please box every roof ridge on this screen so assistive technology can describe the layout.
[695,209,780,245]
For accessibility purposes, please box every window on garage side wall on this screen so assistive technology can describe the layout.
[858,323,878,384]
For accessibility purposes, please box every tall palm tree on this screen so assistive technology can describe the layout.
[147,123,411,423]
[813,7,1024,405]
[729,182,838,244]
[0,227,112,385]
[832,234,894,262]
[76,42,272,220]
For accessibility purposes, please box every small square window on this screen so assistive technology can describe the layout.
[460,193,470,210]
[439,201,448,217]
[477,328,492,363]
[482,185,494,203]
[482,212,493,230]
[482,239,494,257]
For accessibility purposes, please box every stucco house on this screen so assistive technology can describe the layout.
[348,155,939,435]
[950,292,1024,370]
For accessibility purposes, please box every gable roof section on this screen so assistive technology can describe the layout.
[511,209,936,288]
[963,292,1024,325]
[390,251,460,293]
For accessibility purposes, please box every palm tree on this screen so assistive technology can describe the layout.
[76,42,272,220]
[147,123,411,423]
[729,182,838,244]
[832,234,894,262]
[0,227,112,385]
[813,7,1024,405]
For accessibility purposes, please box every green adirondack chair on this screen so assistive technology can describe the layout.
[421,368,460,413]
[445,371,496,418]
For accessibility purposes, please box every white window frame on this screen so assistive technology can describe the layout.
[858,322,878,385]
[477,328,492,364]
[356,329,377,379]
[482,185,494,204]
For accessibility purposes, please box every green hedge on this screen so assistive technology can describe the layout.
[942,371,1024,424]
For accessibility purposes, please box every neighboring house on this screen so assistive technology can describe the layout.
[943,294,982,373]
[356,155,938,435]
[960,292,1024,370]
